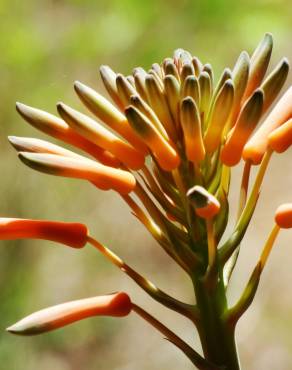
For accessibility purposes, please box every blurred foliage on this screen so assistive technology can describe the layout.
[0,0,291,369]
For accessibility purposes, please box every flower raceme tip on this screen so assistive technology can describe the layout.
[2,33,292,370]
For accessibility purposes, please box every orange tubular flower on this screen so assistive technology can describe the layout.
[7,292,132,335]
[268,118,292,153]
[0,218,88,248]
[243,86,292,164]
[275,204,292,229]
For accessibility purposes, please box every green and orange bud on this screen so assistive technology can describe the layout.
[221,89,264,166]
[268,118,292,153]
[151,63,163,79]
[99,65,123,109]
[243,33,273,100]
[19,152,136,194]
[133,71,148,103]
[181,76,200,105]
[202,63,214,86]
[204,79,234,153]
[180,63,195,83]
[125,106,180,171]
[275,203,292,229]
[230,51,250,124]
[164,74,180,126]
[116,74,137,107]
[57,102,145,170]
[0,218,88,248]
[198,71,212,121]
[163,59,180,81]
[8,136,83,159]
[213,68,232,102]
[16,102,120,168]
[187,186,220,219]
[192,56,203,76]
[180,97,205,163]
[145,74,177,141]
[261,58,289,113]
[129,95,168,139]
[74,81,148,155]
[7,292,132,335]
[243,86,292,164]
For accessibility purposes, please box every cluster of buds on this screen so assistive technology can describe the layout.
[1,33,291,369]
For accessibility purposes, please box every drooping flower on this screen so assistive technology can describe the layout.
[7,292,132,335]
[0,218,88,248]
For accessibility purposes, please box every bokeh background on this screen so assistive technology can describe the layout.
[0,0,291,369]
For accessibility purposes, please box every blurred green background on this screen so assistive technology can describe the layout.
[0,0,291,369]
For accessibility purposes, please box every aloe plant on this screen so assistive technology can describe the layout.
[1,33,292,370]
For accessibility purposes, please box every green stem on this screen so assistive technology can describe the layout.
[193,271,241,370]
[132,304,220,370]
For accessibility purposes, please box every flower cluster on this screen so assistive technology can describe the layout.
[1,33,291,369]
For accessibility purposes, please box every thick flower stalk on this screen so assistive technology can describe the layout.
[1,33,291,370]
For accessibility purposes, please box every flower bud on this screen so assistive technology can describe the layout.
[57,102,145,170]
[275,204,292,229]
[164,75,180,125]
[125,106,180,171]
[261,58,289,113]
[74,81,148,154]
[221,89,264,166]
[243,33,273,100]
[133,71,148,102]
[0,218,88,248]
[16,102,119,167]
[230,51,250,125]
[198,71,212,120]
[7,292,132,335]
[181,76,200,105]
[180,97,205,163]
[145,75,177,141]
[8,136,83,159]
[243,86,292,164]
[187,186,220,219]
[192,56,203,76]
[268,118,292,153]
[19,152,136,194]
[116,74,137,107]
[180,63,194,83]
[129,95,167,139]
[204,79,234,153]
[99,65,123,109]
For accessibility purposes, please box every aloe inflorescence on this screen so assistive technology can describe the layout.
[1,33,292,369]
